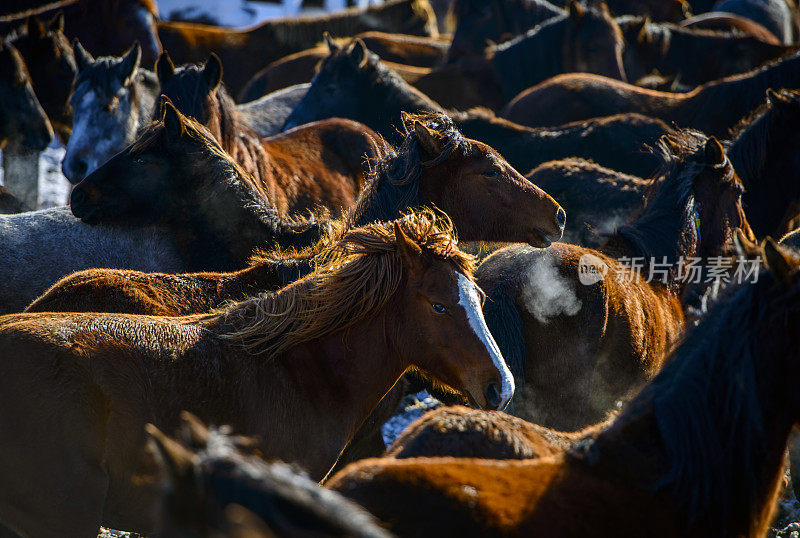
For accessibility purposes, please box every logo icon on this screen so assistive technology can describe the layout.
[578,253,608,285]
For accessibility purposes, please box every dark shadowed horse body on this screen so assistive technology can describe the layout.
[328,240,800,538]
[413,2,627,111]
[147,415,393,538]
[0,39,52,151]
[285,41,672,177]
[157,0,437,96]
[714,0,795,44]
[503,51,800,137]
[0,186,27,214]
[477,133,752,430]
[726,89,800,237]
[0,0,161,64]
[618,16,793,89]
[6,15,75,141]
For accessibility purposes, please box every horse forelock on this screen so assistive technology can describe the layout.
[219,210,474,358]
[349,112,467,226]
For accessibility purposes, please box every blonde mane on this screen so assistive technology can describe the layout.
[217,210,475,357]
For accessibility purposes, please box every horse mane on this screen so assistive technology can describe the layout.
[610,130,705,278]
[579,256,800,532]
[726,90,798,186]
[159,63,271,187]
[217,209,474,357]
[348,111,470,226]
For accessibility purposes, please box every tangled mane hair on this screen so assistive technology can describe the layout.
[576,245,800,533]
[217,209,475,357]
[349,111,471,226]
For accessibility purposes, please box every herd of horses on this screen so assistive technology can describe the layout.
[1,0,800,536]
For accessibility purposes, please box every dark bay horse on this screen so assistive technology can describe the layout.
[5,14,75,141]
[70,102,328,272]
[413,2,627,111]
[0,186,27,214]
[239,31,448,102]
[156,54,386,217]
[0,0,161,64]
[157,0,437,97]
[0,212,514,536]
[525,157,649,245]
[502,50,800,137]
[0,39,52,151]
[327,239,800,538]
[284,40,673,177]
[618,16,793,89]
[29,111,565,315]
[714,0,795,44]
[477,132,752,429]
[147,414,393,538]
[726,88,800,237]
[62,42,157,183]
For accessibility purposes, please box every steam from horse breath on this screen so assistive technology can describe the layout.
[520,254,582,324]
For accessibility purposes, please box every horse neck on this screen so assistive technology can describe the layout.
[580,284,797,535]
[491,17,565,101]
[246,298,405,477]
[689,53,800,127]
[173,167,288,271]
[227,256,314,297]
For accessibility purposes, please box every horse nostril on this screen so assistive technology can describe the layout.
[556,207,567,230]
[485,383,502,410]
[71,188,86,207]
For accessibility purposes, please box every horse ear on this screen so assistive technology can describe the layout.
[161,97,185,138]
[156,51,175,84]
[704,137,725,167]
[145,423,197,481]
[394,221,424,277]
[568,1,586,21]
[48,11,65,33]
[347,38,369,68]
[179,411,211,449]
[413,121,443,158]
[203,53,223,92]
[117,42,141,86]
[72,39,93,72]
[763,237,798,289]
[733,228,761,259]
[26,15,46,39]
[633,17,651,43]
[323,31,339,53]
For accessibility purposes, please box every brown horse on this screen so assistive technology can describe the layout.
[155,54,385,217]
[413,2,627,111]
[147,413,394,538]
[157,0,437,97]
[69,102,328,272]
[680,11,782,44]
[502,51,800,136]
[5,14,75,141]
[0,211,515,536]
[477,132,752,429]
[386,405,601,460]
[239,31,446,102]
[327,239,800,538]
[0,39,52,151]
[619,16,793,89]
[0,0,161,64]
[29,111,565,315]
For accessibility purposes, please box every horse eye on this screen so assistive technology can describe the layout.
[134,157,145,165]
[431,303,447,314]
[483,168,499,177]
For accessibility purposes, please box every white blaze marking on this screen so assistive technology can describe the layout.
[456,273,515,408]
